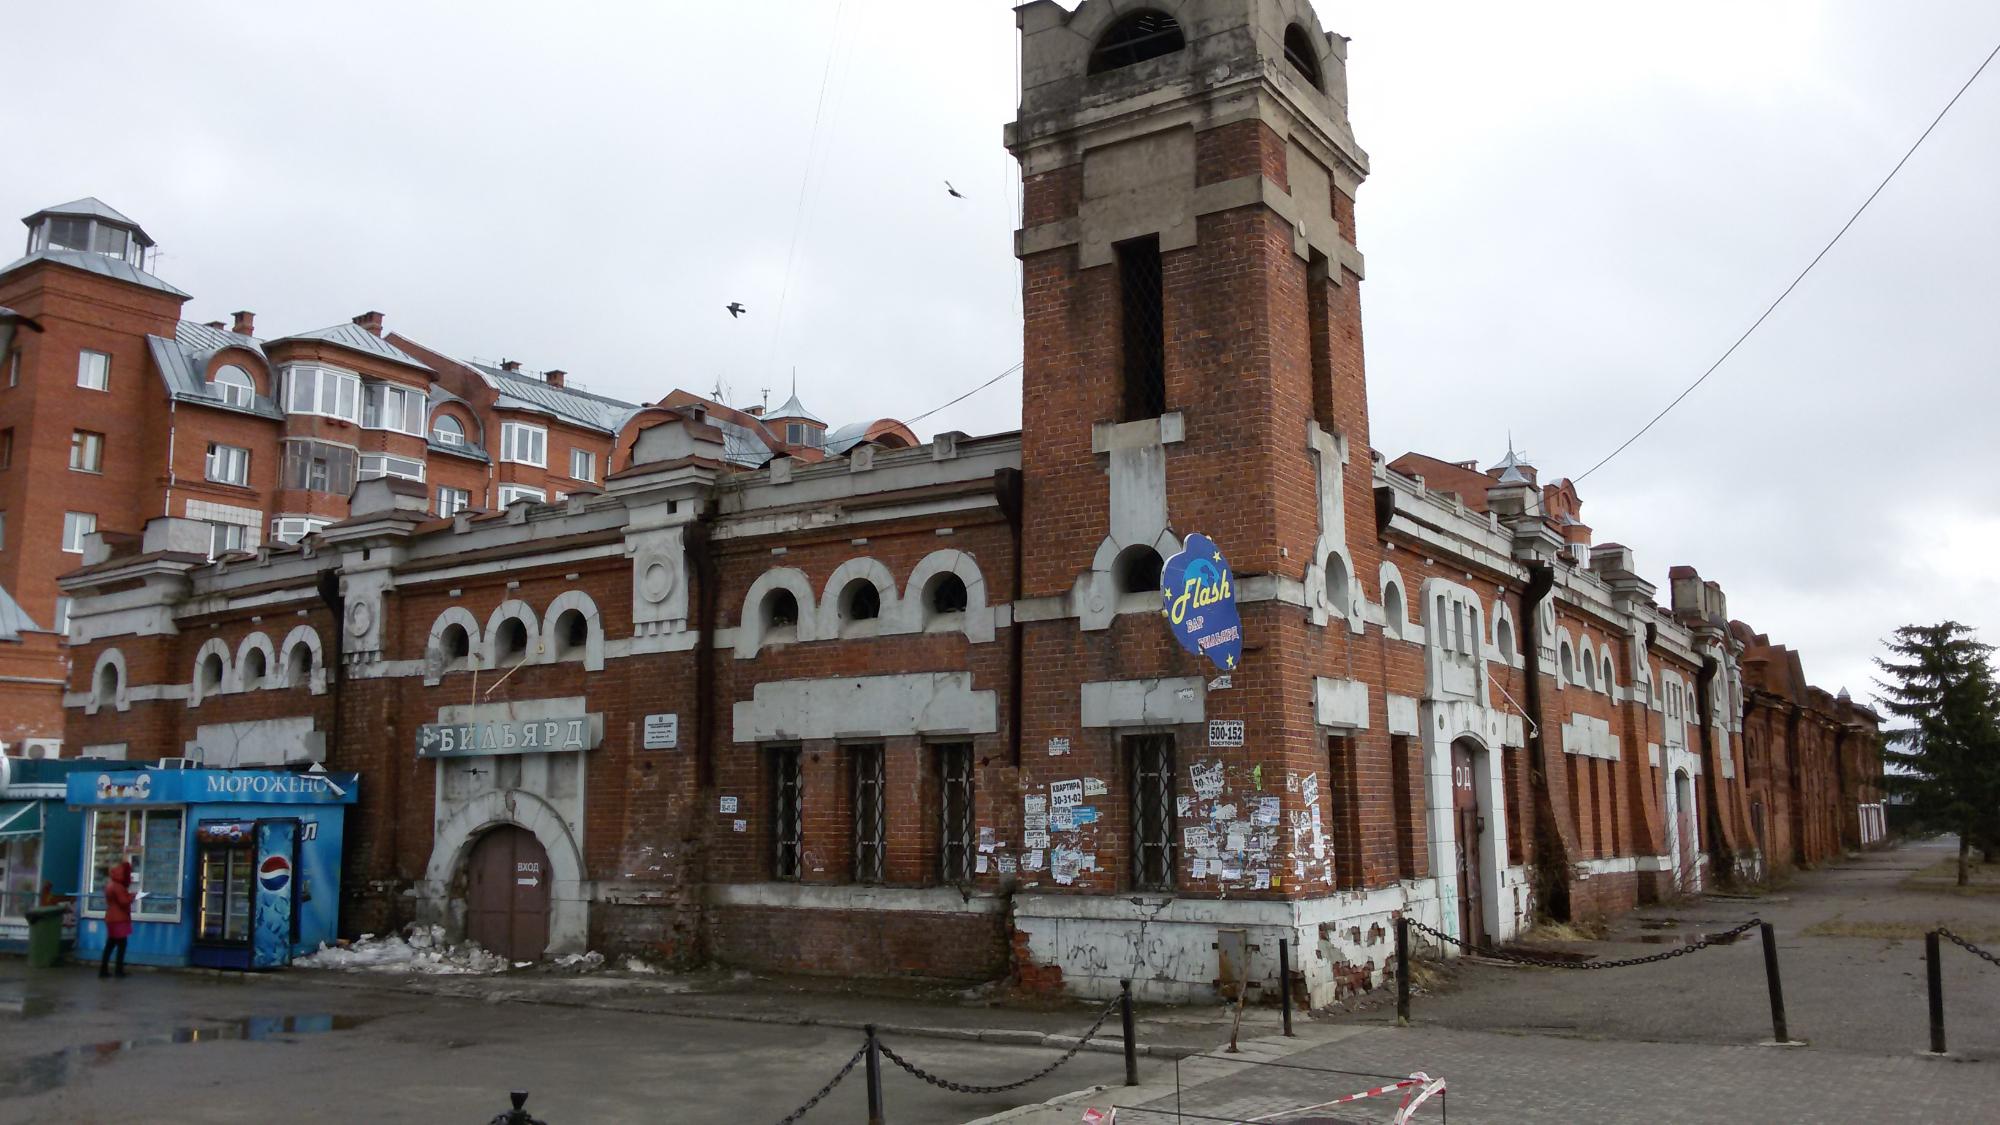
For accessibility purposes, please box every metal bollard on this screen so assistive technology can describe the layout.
[489,1090,544,1125]
[1279,937,1295,1037]
[1120,978,1139,1086]
[1396,915,1410,1027]
[1927,930,1946,1055]
[1759,922,1789,1044]
[865,1024,885,1125]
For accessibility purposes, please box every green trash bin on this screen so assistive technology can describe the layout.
[24,905,66,969]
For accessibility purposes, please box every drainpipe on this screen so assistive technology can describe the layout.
[1694,654,1733,883]
[691,512,718,789]
[314,569,361,924]
[163,398,178,517]
[1517,562,1569,920]
[995,468,1025,767]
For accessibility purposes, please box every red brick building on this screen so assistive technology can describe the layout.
[0,200,910,748]
[51,0,1878,1003]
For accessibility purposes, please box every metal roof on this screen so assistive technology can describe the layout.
[0,583,43,640]
[269,322,433,372]
[21,197,154,245]
[711,416,774,467]
[471,362,647,436]
[824,422,869,456]
[0,248,189,298]
[145,321,285,420]
[767,391,824,425]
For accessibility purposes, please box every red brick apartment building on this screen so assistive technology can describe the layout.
[43,0,1880,1004]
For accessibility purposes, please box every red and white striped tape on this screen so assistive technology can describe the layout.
[1250,1071,1446,1123]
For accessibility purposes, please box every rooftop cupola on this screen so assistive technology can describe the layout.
[22,197,154,269]
[766,383,825,450]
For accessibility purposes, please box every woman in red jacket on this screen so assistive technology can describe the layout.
[100,860,134,979]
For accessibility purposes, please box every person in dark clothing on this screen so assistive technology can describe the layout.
[100,861,134,979]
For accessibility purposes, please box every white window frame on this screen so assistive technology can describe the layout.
[62,511,97,553]
[69,429,104,473]
[282,365,361,423]
[362,381,427,435]
[77,349,110,391]
[430,415,466,447]
[207,521,249,559]
[82,807,185,923]
[210,364,257,409]
[271,516,331,545]
[500,422,547,467]
[358,452,427,483]
[569,448,596,483]
[497,484,545,506]
[205,442,251,486]
[436,486,472,517]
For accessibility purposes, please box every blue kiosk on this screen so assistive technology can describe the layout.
[66,766,358,969]
[1,756,100,952]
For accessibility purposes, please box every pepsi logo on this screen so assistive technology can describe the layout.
[259,853,292,894]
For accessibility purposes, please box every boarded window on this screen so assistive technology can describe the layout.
[1116,235,1165,421]
[1328,734,1363,890]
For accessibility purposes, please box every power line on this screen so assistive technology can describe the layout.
[1573,36,2000,485]
[904,360,1022,427]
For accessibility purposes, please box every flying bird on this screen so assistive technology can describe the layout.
[945,181,965,199]
[725,302,746,318]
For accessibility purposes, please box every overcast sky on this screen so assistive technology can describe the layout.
[10,1,1997,705]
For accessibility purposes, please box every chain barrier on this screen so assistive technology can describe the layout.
[1405,917,1763,970]
[1938,927,2000,968]
[877,993,1123,1095]
[773,1042,869,1125]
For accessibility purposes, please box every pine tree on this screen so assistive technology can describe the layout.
[1873,622,2000,885]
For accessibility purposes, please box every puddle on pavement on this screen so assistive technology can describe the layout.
[0,1014,375,1099]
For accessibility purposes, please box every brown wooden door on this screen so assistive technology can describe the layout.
[466,826,551,962]
[1452,742,1485,947]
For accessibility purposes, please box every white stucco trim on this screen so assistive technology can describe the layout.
[902,549,993,642]
[233,631,277,692]
[86,647,129,715]
[423,605,484,685]
[736,567,818,658]
[1377,561,1411,641]
[540,590,606,671]
[483,599,543,668]
[816,556,902,640]
[278,625,327,695]
[189,636,234,707]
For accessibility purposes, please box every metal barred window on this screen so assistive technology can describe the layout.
[773,747,803,881]
[851,745,886,884]
[938,744,975,883]
[1129,735,1176,891]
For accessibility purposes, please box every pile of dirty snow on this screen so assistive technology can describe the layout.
[295,925,510,975]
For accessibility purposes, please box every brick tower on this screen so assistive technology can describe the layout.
[1007,0,1384,1001]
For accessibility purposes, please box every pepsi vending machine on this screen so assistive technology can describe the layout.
[191,818,299,970]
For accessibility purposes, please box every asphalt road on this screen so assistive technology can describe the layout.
[0,966,1148,1124]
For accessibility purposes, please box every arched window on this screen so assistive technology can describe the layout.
[1582,650,1597,690]
[839,578,880,622]
[432,413,465,447]
[241,646,268,688]
[1603,656,1616,692]
[1383,581,1405,639]
[1088,10,1185,75]
[1324,555,1349,619]
[199,652,226,695]
[496,617,529,662]
[287,641,314,686]
[927,573,968,616]
[211,364,256,409]
[763,589,800,639]
[1114,545,1163,595]
[441,622,472,670]
[553,609,589,660]
[1559,641,1575,683]
[94,661,120,707]
[1495,616,1514,662]
[1283,24,1323,89]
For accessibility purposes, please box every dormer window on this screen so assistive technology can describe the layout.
[210,364,256,409]
[785,422,823,448]
[431,414,466,447]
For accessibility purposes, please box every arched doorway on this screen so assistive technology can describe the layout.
[1450,738,1488,947]
[1671,769,1700,893]
[465,825,551,961]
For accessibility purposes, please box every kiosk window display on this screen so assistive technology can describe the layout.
[66,766,357,969]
